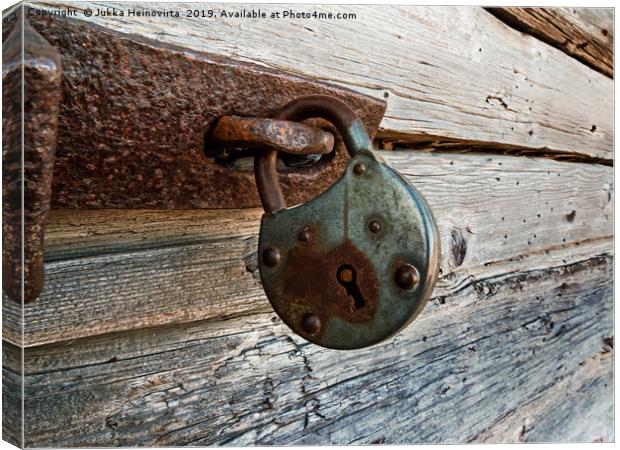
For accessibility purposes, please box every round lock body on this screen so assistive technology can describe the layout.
[258,153,440,349]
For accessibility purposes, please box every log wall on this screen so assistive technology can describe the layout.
[2,3,614,446]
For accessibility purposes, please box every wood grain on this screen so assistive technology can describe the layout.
[5,254,612,446]
[474,351,613,442]
[2,355,23,448]
[1,5,613,446]
[28,2,613,159]
[2,152,612,346]
[487,8,613,78]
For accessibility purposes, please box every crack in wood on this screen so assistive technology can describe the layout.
[374,137,613,166]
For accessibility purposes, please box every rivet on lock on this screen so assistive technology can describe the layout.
[255,95,440,350]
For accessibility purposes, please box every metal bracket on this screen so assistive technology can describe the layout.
[2,14,386,303]
[3,16,62,303]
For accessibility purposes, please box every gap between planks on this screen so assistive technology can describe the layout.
[2,151,613,347]
[25,2,614,160]
[3,253,613,445]
[373,136,613,166]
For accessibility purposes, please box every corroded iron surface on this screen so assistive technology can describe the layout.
[25,15,385,209]
[255,95,375,212]
[209,116,334,156]
[2,16,62,303]
[1,15,384,303]
[278,238,381,328]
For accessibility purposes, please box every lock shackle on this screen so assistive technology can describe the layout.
[255,95,374,213]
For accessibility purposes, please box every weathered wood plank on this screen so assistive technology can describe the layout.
[487,8,613,78]
[43,208,262,261]
[29,2,613,159]
[473,350,613,442]
[3,152,612,346]
[2,361,23,448]
[6,254,612,446]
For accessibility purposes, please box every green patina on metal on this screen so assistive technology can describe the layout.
[256,96,440,350]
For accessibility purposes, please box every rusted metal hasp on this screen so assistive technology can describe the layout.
[26,14,386,210]
[256,95,375,212]
[209,116,335,156]
[2,14,62,303]
[1,14,385,303]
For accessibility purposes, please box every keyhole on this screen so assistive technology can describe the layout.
[336,265,366,310]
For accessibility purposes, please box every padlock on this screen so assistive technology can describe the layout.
[255,95,440,349]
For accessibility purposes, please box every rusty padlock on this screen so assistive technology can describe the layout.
[256,95,440,349]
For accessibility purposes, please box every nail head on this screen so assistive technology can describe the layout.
[395,264,418,290]
[301,313,321,335]
[368,220,382,233]
[262,247,280,267]
[353,162,366,176]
